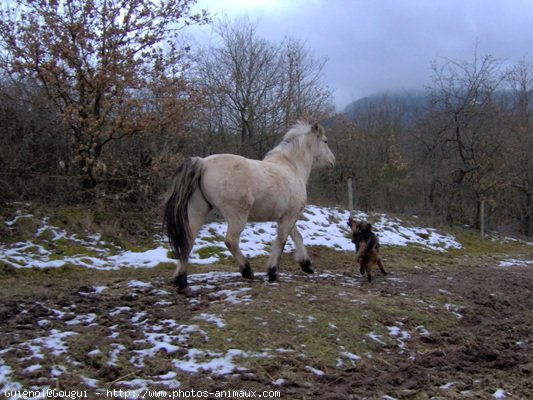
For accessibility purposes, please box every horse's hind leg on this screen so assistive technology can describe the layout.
[224,217,254,280]
[267,217,298,282]
[290,226,313,274]
[172,190,211,293]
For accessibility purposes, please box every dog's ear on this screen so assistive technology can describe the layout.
[347,217,353,228]
[361,222,372,232]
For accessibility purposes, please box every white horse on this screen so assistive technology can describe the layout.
[164,121,335,293]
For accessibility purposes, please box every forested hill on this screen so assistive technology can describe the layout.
[343,90,429,124]
[327,84,532,237]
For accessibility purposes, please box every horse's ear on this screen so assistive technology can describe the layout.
[312,122,320,133]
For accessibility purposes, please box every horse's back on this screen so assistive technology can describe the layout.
[201,153,258,197]
[200,154,305,222]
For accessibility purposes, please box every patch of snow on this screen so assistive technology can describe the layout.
[416,325,431,337]
[368,332,386,345]
[5,212,34,226]
[110,247,174,268]
[499,259,533,268]
[80,375,100,388]
[387,326,411,349]
[445,303,463,319]
[32,330,79,357]
[210,287,253,305]
[440,382,456,390]
[1,205,465,271]
[304,365,325,376]
[193,313,226,328]
[340,351,361,361]
[64,313,97,326]
[173,348,268,375]
[127,280,152,288]
[109,307,131,317]
[50,365,66,377]
[23,364,42,373]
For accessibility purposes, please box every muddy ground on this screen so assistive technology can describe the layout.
[1,248,532,399]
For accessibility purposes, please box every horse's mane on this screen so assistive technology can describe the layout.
[264,121,313,160]
[282,121,312,142]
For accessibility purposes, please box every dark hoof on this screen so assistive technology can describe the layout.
[267,266,278,282]
[241,262,255,280]
[300,259,314,274]
[360,265,365,275]
[177,286,192,296]
[173,272,189,294]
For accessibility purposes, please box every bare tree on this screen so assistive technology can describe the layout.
[419,50,507,225]
[283,38,333,127]
[194,17,333,158]
[0,0,207,190]
[503,60,533,235]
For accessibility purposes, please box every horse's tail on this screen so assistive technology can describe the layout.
[163,157,204,264]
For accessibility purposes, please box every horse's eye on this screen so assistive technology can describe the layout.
[323,139,328,144]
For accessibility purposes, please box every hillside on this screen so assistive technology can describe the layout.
[343,90,429,124]
[1,205,461,270]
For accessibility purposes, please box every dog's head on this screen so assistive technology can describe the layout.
[347,217,372,235]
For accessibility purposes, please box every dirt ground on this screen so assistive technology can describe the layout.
[1,248,532,400]
[346,257,533,400]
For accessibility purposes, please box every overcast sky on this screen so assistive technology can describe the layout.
[192,0,533,111]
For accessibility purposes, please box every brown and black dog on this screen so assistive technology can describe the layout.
[347,217,388,282]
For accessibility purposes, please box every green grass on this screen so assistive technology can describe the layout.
[196,245,227,260]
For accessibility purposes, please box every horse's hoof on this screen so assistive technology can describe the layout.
[241,263,255,280]
[172,272,187,286]
[177,286,192,296]
[267,265,278,282]
[300,259,314,274]
[173,272,189,293]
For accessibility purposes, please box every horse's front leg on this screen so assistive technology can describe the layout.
[267,218,298,282]
[290,226,313,274]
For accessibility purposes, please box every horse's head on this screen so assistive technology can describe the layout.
[310,122,335,167]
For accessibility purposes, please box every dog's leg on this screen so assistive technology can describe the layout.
[356,243,366,275]
[377,258,388,275]
[366,262,372,283]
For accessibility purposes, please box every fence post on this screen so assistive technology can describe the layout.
[347,176,354,218]
[480,199,485,240]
